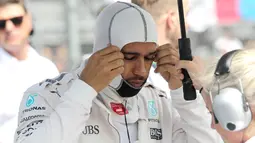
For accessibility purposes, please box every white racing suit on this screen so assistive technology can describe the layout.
[14,71,223,143]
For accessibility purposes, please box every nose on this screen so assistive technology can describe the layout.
[133,58,147,77]
[5,20,15,32]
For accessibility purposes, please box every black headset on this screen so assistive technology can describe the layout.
[209,50,252,131]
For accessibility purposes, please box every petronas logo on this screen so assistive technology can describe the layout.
[26,94,38,107]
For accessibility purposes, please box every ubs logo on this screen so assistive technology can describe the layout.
[82,125,100,135]
[150,128,162,140]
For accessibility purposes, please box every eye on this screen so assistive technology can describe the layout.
[124,55,137,61]
[145,54,156,61]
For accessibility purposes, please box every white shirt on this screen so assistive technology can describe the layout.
[0,47,59,143]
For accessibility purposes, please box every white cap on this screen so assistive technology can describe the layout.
[92,1,158,89]
[93,1,158,53]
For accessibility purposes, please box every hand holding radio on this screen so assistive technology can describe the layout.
[175,56,204,90]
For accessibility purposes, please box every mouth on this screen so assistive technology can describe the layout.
[127,80,145,88]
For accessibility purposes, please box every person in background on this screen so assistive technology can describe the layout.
[0,0,59,142]
[177,48,255,143]
[132,0,190,97]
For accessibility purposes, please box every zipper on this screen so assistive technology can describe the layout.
[107,114,121,143]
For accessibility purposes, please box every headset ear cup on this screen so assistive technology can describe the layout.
[212,87,252,131]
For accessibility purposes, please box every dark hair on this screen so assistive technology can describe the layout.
[0,0,27,12]
[131,0,145,7]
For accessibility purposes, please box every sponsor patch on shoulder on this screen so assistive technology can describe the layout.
[26,94,38,107]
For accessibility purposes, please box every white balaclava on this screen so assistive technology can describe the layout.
[93,1,158,97]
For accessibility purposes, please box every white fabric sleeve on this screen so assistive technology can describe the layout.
[171,86,224,143]
[15,79,97,143]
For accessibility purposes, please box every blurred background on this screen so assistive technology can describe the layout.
[27,0,255,72]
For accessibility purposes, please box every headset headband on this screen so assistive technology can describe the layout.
[214,50,240,76]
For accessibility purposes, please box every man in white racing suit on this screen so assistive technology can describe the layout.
[14,2,223,143]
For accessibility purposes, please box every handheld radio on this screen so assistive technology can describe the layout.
[177,0,197,100]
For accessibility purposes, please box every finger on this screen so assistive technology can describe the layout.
[188,72,198,80]
[170,72,184,80]
[192,56,201,65]
[179,73,184,80]
[176,60,193,70]
[107,59,124,71]
[155,64,179,75]
[109,66,124,78]
[170,75,182,81]
[178,70,184,79]
[193,56,204,69]
[160,71,170,82]
[155,48,179,62]
[157,55,179,66]
[102,51,124,63]
[97,45,120,56]
[176,60,200,80]
[157,43,178,52]
[193,56,202,63]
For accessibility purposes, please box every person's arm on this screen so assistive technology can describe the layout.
[15,79,97,143]
[171,87,224,143]
[15,45,124,143]
[200,88,214,112]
